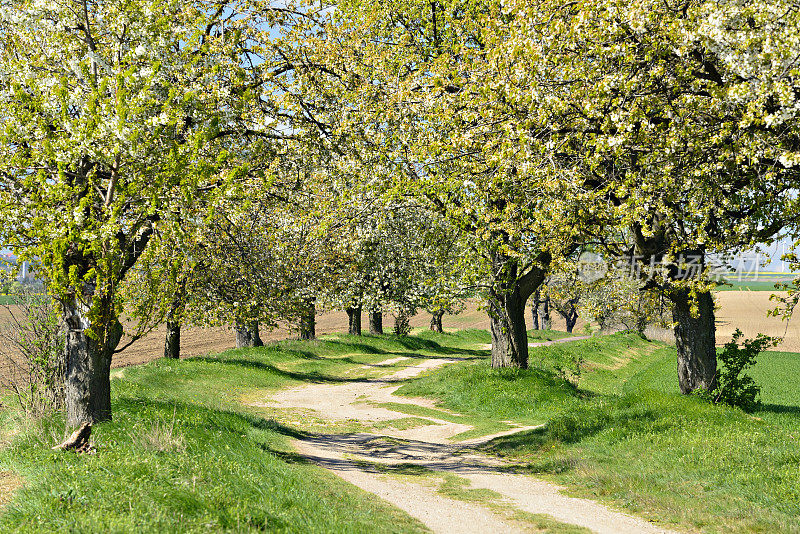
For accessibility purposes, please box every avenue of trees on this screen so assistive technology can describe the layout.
[1,0,799,425]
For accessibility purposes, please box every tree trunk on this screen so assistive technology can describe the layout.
[52,422,92,452]
[531,290,540,330]
[368,310,383,335]
[564,312,577,333]
[393,310,411,336]
[300,298,316,340]
[235,321,263,348]
[164,321,180,359]
[430,310,444,333]
[563,300,579,333]
[346,306,362,336]
[487,246,549,369]
[164,278,186,359]
[63,289,122,426]
[671,289,717,394]
[539,296,551,330]
[490,287,529,369]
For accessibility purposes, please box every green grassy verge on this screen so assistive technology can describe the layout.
[527,329,577,342]
[397,332,800,533]
[0,335,457,533]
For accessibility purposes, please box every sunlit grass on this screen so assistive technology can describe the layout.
[398,332,800,533]
[0,334,469,533]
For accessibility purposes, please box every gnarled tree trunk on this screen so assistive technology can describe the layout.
[564,310,578,333]
[63,286,122,426]
[369,310,383,335]
[300,298,316,340]
[670,288,717,393]
[346,306,362,336]
[560,299,579,333]
[488,248,550,369]
[58,183,157,427]
[430,310,444,333]
[393,310,411,336]
[235,321,263,348]
[632,223,718,395]
[164,279,186,359]
[489,285,529,368]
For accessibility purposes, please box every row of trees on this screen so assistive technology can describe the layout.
[536,260,669,336]
[1,0,799,426]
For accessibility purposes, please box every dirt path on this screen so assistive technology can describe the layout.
[262,340,676,534]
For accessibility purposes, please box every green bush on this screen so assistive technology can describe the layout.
[712,329,776,411]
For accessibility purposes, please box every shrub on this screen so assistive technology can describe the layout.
[712,329,776,412]
[0,286,65,416]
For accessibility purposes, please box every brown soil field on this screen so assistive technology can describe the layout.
[0,303,494,379]
[715,291,800,351]
[0,291,795,382]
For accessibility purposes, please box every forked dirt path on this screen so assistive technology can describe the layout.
[263,340,676,534]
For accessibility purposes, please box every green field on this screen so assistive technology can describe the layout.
[716,280,790,291]
[714,273,795,291]
[0,295,19,305]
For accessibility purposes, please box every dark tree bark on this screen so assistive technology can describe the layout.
[539,296,551,330]
[164,278,186,359]
[60,207,157,426]
[164,321,181,359]
[430,310,444,332]
[235,321,263,348]
[394,310,411,336]
[632,224,718,394]
[368,310,383,335]
[63,286,123,427]
[670,288,717,393]
[555,298,579,333]
[531,289,541,330]
[489,287,529,368]
[300,298,316,340]
[488,249,550,369]
[346,306,362,336]
[564,308,578,333]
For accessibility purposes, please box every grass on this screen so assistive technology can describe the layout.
[714,274,794,291]
[371,417,438,431]
[0,295,19,305]
[3,327,799,532]
[0,335,455,533]
[397,332,800,533]
[395,362,580,428]
[527,329,577,342]
[716,280,789,291]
